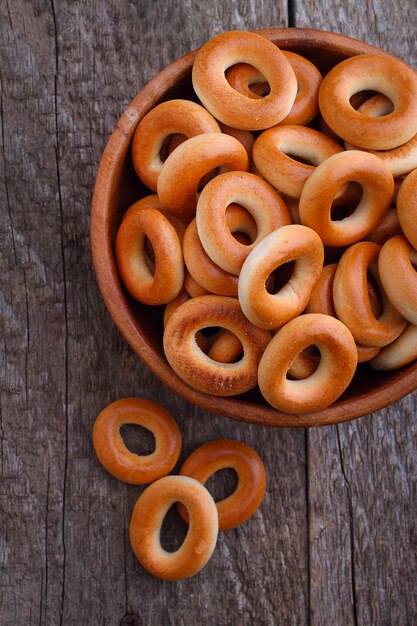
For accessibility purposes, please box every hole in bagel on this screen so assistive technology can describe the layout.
[331,183,363,221]
[205,467,238,502]
[226,204,258,244]
[199,326,220,338]
[266,260,295,294]
[160,133,187,162]
[287,346,320,380]
[225,63,270,98]
[120,423,156,456]
[283,151,316,166]
[367,272,383,319]
[207,329,244,363]
[197,167,220,190]
[250,83,270,97]
[144,237,156,274]
[330,204,356,221]
[159,504,189,552]
[349,90,378,110]
[349,90,394,116]
[232,231,252,245]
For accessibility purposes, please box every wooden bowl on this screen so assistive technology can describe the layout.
[91,28,417,428]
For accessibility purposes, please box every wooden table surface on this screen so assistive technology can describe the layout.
[1,1,417,625]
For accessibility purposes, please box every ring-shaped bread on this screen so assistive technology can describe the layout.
[164,289,214,353]
[238,225,324,329]
[92,398,181,484]
[253,125,343,199]
[344,95,417,177]
[258,313,357,414]
[132,99,221,190]
[378,234,417,324]
[219,123,256,167]
[178,439,266,531]
[115,206,184,305]
[370,324,417,371]
[157,133,249,221]
[196,171,291,275]
[207,329,243,364]
[397,168,417,249]
[192,30,297,130]
[299,150,394,246]
[319,54,417,150]
[225,50,322,125]
[333,241,407,346]
[367,208,402,245]
[184,272,211,298]
[183,217,240,296]
[305,263,381,363]
[163,295,271,395]
[183,203,258,295]
[130,475,218,580]
[123,193,187,243]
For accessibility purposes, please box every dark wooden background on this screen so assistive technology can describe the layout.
[1,1,416,624]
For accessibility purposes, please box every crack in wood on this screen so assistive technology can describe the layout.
[305,428,311,626]
[44,465,51,626]
[0,90,17,265]
[123,502,129,614]
[23,270,30,407]
[0,404,4,479]
[336,426,358,626]
[5,0,12,30]
[288,0,296,27]
[49,2,69,624]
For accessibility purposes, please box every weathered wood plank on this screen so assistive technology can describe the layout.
[1,1,313,625]
[295,2,417,624]
[1,1,417,624]
[0,1,67,624]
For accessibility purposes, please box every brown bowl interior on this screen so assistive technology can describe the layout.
[91,27,417,427]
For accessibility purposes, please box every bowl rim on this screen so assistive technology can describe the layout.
[91,27,417,428]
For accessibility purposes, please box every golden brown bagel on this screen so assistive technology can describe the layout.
[196,171,291,275]
[192,30,297,130]
[319,54,417,150]
[299,150,394,246]
[219,123,256,168]
[238,225,324,329]
[367,208,402,245]
[132,99,221,190]
[92,398,181,484]
[157,133,249,221]
[179,439,266,531]
[397,168,417,249]
[130,475,218,580]
[225,50,322,125]
[123,193,187,243]
[115,205,184,305]
[305,263,381,363]
[333,241,407,346]
[344,95,417,177]
[183,218,240,296]
[253,125,342,199]
[370,324,417,371]
[163,296,271,395]
[258,313,357,414]
[378,234,417,324]
[184,272,211,298]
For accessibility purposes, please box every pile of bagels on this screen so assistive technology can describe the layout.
[115,30,417,415]
[93,397,266,579]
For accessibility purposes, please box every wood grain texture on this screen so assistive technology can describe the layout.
[0,1,416,625]
[295,2,417,625]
